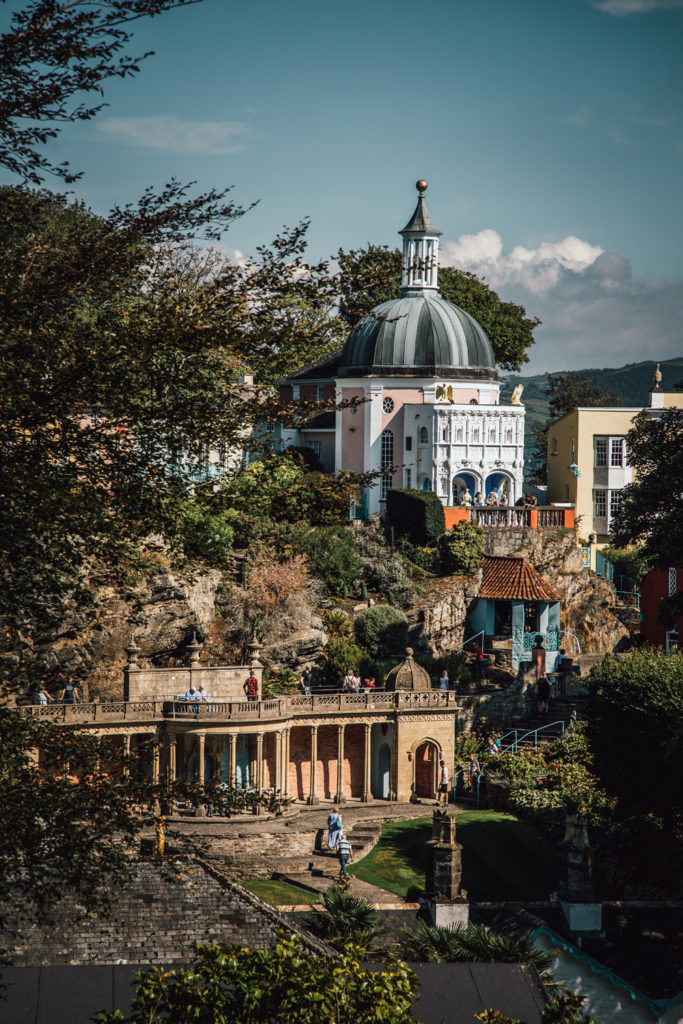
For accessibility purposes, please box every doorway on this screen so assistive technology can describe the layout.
[415,741,438,798]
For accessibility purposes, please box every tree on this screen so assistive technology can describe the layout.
[0,0,204,184]
[0,188,342,689]
[306,886,384,954]
[401,922,554,973]
[93,935,418,1023]
[353,605,408,657]
[532,372,621,484]
[336,245,540,372]
[611,408,683,570]
[437,522,484,575]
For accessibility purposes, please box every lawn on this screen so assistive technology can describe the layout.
[349,810,556,900]
[242,877,319,906]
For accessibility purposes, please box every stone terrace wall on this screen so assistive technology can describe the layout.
[3,858,325,966]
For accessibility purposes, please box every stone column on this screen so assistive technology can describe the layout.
[152,740,160,785]
[256,731,264,814]
[308,725,319,805]
[361,723,372,802]
[228,733,236,788]
[282,728,290,799]
[274,730,282,795]
[335,724,346,804]
[197,732,206,784]
[123,734,131,776]
[168,736,177,783]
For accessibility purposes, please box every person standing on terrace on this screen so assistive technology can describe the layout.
[243,670,259,702]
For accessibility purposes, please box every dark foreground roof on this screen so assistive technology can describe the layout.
[3,961,546,1024]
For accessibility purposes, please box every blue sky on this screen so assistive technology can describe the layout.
[2,0,682,375]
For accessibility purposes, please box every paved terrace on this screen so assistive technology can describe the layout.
[20,690,462,725]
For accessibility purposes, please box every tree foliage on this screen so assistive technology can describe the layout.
[401,922,554,973]
[336,245,540,372]
[385,488,446,547]
[0,0,205,184]
[437,522,484,575]
[94,935,418,1024]
[306,886,384,954]
[353,604,409,657]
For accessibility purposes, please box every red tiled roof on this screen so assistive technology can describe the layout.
[478,555,562,602]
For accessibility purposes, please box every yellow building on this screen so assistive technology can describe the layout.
[547,386,683,544]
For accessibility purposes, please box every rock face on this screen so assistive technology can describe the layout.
[33,559,222,699]
[407,574,481,656]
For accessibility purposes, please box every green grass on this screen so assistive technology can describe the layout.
[349,810,556,900]
[242,877,319,906]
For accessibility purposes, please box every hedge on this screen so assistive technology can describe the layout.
[385,488,446,546]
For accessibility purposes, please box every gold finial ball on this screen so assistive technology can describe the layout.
[416,179,428,193]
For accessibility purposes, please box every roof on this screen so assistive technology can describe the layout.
[399,193,442,237]
[478,555,562,602]
[384,647,431,691]
[338,293,497,379]
[279,347,344,384]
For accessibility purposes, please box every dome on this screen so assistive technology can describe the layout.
[338,292,497,380]
[384,648,431,692]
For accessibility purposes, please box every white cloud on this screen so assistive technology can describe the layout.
[440,229,683,374]
[98,115,250,154]
[592,0,683,15]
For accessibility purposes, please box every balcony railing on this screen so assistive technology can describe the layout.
[444,505,574,531]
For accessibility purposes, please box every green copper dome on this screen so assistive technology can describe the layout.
[338,292,497,379]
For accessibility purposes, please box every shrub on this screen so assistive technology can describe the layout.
[358,655,394,689]
[397,538,440,574]
[177,500,234,564]
[385,488,446,546]
[354,522,417,608]
[437,521,484,575]
[318,636,364,689]
[601,543,650,585]
[354,605,408,656]
[323,608,352,638]
[300,526,361,596]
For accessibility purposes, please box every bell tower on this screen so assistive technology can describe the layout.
[399,179,442,294]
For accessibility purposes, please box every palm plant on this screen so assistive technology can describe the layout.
[401,922,555,973]
[306,885,384,952]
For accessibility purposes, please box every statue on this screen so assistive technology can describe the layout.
[652,363,662,390]
[154,815,166,859]
[511,384,524,406]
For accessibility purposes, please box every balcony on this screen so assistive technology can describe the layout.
[444,505,575,531]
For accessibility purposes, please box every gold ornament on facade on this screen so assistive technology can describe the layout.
[416,179,428,193]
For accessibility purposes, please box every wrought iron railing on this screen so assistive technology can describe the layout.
[595,551,614,583]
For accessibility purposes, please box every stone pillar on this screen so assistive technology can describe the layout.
[152,740,160,785]
[282,728,290,799]
[308,725,319,805]
[228,733,236,788]
[123,734,131,776]
[274,730,282,795]
[425,810,469,929]
[335,724,346,804]
[197,732,206,784]
[168,736,177,783]
[256,732,264,792]
[361,723,372,802]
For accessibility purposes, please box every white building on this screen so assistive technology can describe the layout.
[278,183,525,516]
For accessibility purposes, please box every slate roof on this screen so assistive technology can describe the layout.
[399,193,442,236]
[279,347,344,384]
[478,555,562,602]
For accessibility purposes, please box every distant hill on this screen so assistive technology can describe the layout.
[500,356,683,432]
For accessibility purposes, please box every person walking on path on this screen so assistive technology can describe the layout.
[338,832,353,880]
[243,671,259,702]
[468,753,481,792]
[537,673,551,714]
[485,737,501,758]
[436,760,449,806]
[60,677,79,705]
[473,644,486,684]
[327,807,342,851]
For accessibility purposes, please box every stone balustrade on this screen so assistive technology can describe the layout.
[21,689,461,725]
[444,505,574,530]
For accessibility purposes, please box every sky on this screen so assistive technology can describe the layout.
[2,0,682,375]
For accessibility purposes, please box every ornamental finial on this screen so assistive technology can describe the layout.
[416,179,428,194]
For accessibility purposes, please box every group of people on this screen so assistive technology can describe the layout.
[342,670,376,693]
[34,676,80,705]
[456,489,506,509]
[326,807,353,879]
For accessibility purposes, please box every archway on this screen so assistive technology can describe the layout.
[414,740,439,799]
[485,472,512,503]
[452,473,478,504]
[421,477,432,491]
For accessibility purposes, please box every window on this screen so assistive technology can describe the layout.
[669,567,677,597]
[307,440,322,461]
[595,438,607,467]
[405,436,413,451]
[551,437,558,456]
[456,427,463,443]
[594,490,606,518]
[609,490,622,518]
[380,429,393,500]
[472,427,480,443]
[505,427,513,444]
[418,426,428,445]
[610,438,624,467]
[404,469,412,488]
[265,423,275,434]
[488,428,496,443]
[316,385,325,402]
[382,396,394,414]
[441,424,449,442]
[217,443,228,468]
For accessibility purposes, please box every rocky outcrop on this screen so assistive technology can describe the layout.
[262,628,327,673]
[406,574,481,656]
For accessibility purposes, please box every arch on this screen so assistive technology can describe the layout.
[414,739,440,799]
[421,477,432,491]
[485,471,512,503]
[452,472,479,504]
[418,426,429,446]
[375,743,391,799]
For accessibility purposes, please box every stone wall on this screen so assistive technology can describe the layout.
[288,723,366,801]
[125,664,262,702]
[407,575,481,657]
[3,858,327,966]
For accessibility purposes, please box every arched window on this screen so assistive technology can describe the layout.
[419,426,429,446]
[380,429,393,500]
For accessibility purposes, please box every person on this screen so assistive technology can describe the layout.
[353,670,362,693]
[184,683,200,712]
[555,648,567,698]
[327,807,342,850]
[473,644,486,684]
[364,676,376,690]
[61,677,79,705]
[342,670,355,693]
[36,685,53,705]
[337,831,353,880]
[438,669,449,691]
[486,491,498,507]
[437,759,449,806]
[485,737,501,758]
[243,671,259,702]
[468,753,481,791]
[532,635,546,680]
[197,685,210,702]
[537,673,551,714]
[474,491,484,507]
[296,673,309,695]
